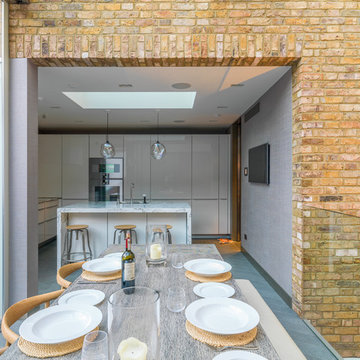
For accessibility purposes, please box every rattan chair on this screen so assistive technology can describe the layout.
[0,289,64,354]
[56,261,85,289]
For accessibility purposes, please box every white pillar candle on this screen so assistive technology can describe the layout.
[150,243,162,260]
[118,337,148,360]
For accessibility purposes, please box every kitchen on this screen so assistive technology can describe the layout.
[37,65,292,284]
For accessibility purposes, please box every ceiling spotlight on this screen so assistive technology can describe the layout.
[231,83,245,87]
[38,97,44,101]
[173,120,185,123]
[217,106,228,109]
[118,84,133,88]
[172,83,191,89]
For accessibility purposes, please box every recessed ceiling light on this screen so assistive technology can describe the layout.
[63,92,197,109]
[173,120,185,123]
[217,106,228,109]
[172,83,191,89]
[38,96,44,101]
[50,106,61,109]
[118,84,133,88]
[231,83,245,87]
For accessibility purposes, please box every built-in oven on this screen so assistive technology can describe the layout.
[89,158,124,202]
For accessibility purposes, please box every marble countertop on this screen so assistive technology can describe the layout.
[57,201,191,214]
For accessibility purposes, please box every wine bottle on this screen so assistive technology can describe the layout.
[121,232,135,293]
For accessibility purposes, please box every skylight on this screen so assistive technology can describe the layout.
[62,92,196,109]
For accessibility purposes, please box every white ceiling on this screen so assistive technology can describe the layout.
[38,66,290,131]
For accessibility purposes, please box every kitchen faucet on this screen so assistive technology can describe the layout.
[130,183,135,205]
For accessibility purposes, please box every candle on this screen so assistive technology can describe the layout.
[118,337,148,360]
[150,244,162,260]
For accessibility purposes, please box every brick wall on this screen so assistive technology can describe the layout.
[8,0,360,356]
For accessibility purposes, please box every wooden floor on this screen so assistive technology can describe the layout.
[192,239,241,256]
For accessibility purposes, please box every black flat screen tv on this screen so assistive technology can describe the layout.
[248,143,270,184]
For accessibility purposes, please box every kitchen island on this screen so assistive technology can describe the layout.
[57,201,191,267]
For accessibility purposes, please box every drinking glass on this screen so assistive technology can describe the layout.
[166,286,186,313]
[81,330,109,360]
[146,224,168,265]
[108,286,160,360]
[171,253,184,269]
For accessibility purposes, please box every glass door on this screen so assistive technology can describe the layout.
[0,0,9,314]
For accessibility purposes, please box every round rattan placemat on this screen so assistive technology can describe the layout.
[81,270,122,282]
[18,326,99,358]
[185,270,232,283]
[186,321,257,347]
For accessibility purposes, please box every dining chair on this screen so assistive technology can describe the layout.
[0,289,64,354]
[56,261,85,289]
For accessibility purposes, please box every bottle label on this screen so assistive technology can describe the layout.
[123,262,135,281]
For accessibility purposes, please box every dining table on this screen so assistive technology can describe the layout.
[1,244,296,360]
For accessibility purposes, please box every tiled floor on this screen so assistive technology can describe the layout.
[2,240,342,360]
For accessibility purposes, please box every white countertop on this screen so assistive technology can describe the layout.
[58,201,191,214]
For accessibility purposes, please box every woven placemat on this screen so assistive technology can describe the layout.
[18,326,99,358]
[186,321,257,347]
[185,270,232,283]
[81,270,122,282]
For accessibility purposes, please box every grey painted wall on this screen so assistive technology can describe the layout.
[9,59,38,304]
[241,70,292,295]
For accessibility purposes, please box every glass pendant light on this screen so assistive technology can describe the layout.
[151,110,166,160]
[100,110,115,158]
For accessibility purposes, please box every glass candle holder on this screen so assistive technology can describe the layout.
[146,225,168,265]
[108,287,160,360]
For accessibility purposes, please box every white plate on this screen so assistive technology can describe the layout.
[184,259,232,276]
[82,258,122,276]
[104,252,123,260]
[58,290,105,306]
[213,351,268,360]
[19,304,102,344]
[185,298,259,335]
[193,283,235,298]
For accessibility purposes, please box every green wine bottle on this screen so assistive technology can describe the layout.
[121,232,135,293]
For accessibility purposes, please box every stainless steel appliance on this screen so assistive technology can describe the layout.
[89,158,124,202]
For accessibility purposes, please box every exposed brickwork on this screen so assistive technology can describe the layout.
[303,206,360,357]
[7,0,360,356]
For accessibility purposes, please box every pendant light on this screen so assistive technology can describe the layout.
[151,110,166,160]
[100,110,115,158]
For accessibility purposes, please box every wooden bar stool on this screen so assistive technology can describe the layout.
[62,224,92,264]
[113,225,137,245]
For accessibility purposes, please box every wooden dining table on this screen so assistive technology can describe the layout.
[2,244,300,360]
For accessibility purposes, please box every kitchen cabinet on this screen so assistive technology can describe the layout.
[62,135,89,200]
[192,200,219,234]
[124,135,150,200]
[192,135,219,199]
[151,135,191,200]
[38,135,62,197]
[219,199,228,234]
[219,135,230,200]
[38,199,60,245]
[89,135,124,158]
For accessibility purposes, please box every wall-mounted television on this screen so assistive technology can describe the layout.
[248,143,270,184]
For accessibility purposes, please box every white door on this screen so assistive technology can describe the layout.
[151,135,191,199]
[62,135,89,199]
[124,135,150,200]
[38,135,62,197]
[192,135,219,199]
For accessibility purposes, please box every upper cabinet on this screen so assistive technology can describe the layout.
[89,135,124,158]
[38,135,62,198]
[151,135,191,199]
[124,135,150,200]
[192,135,219,199]
[62,135,89,199]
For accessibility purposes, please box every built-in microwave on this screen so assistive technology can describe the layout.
[89,158,124,202]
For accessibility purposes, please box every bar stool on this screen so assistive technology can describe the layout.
[113,225,138,245]
[62,225,93,264]
[166,225,173,244]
